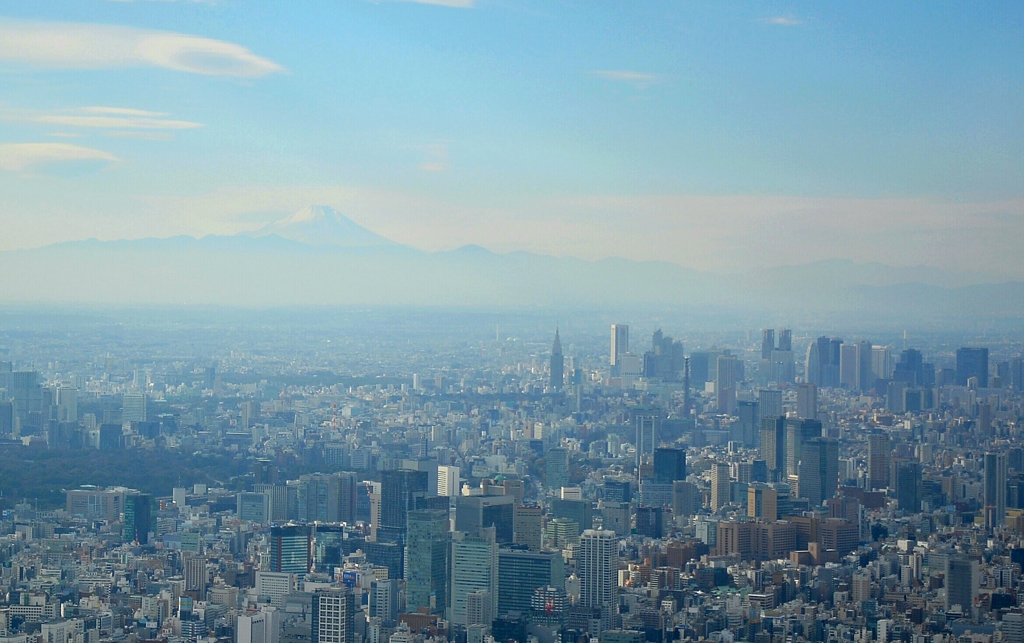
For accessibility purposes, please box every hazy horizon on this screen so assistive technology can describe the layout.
[2,2,1023,279]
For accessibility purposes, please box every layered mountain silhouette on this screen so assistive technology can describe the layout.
[247,205,396,248]
[1,205,1021,320]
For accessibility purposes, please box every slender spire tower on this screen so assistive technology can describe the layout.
[550,328,564,391]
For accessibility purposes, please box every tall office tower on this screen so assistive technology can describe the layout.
[894,348,924,386]
[796,383,818,420]
[761,329,775,360]
[760,416,786,481]
[546,448,570,490]
[785,418,822,479]
[405,509,449,614]
[777,329,792,352]
[514,505,543,551]
[437,465,461,497]
[122,392,147,423]
[549,329,564,390]
[985,451,1008,530]
[805,341,821,386]
[766,329,793,384]
[682,356,691,413]
[449,528,498,626]
[455,495,515,543]
[268,524,312,575]
[337,471,358,524]
[839,344,858,389]
[635,506,664,538]
[855,341,874,391]
[238,607,280,643]
[711,463,731,511]
[643,329,685,380]
[716,354,737,415]
[254,484,290,523]
[379,469,429,544]
[1011,358,1024,391]
[653,448,686,483]
[825,338,843,388]
[578,530,619,627]
[313,525,345,576]
[871,345,893,382]
[254,459,278,486]
[312,589,355,643]
[9,371,45,435]
[184,555,208,596]
[497,549,564,617]
[979,403,993,437]
[797,437,838,506]
[806,336,832,387]
[945,555,979,612]
[735,401,759,447]
[297,473,343,523]
[689,351,713,387]
[758,389,782,422]
[56,386,78,423]
[634,412,657,475]
[610,324,629,368]
[867,432,891,490]
[123,493,155,545]
[370,579,399,624]
[957,347,990,387]
[747,483,779,520]
[894,461,922,513]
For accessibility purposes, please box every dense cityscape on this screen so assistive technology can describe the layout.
[0,311,1022,643]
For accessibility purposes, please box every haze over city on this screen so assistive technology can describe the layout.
[2,8,1024,643]
[1,2,1023,284]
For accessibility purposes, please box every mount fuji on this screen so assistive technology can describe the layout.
[249,205,396,248]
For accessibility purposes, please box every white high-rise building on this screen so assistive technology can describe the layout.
[758,389,783,422]
[610,325,629,367]
[711,463,731,511]
[437,466,460,497]
[57,386,78,423]
[578,529,618,627]
[312,590,355,643]
[796,383,818,420]
[122,392,147,423]
[449,528,497,626]
[238,607,280,643]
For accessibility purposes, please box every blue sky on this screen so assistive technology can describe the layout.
[1,1,1022,275]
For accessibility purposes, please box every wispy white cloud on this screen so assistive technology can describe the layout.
[0,19,283,77]
[82,107,167,117]
[34,115,201,130]
[0,143,117,172]
[762,17,803,26]
[105,131,175,140]
[591,70,661,89]
[395,0,475,7]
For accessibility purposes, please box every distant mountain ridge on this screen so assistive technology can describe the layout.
[1,205,1021,318]
[247,205,396,248]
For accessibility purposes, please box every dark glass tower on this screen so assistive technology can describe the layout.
[653,448,686,483]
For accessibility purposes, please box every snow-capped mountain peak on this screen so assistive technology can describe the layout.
[252,205,394,248]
